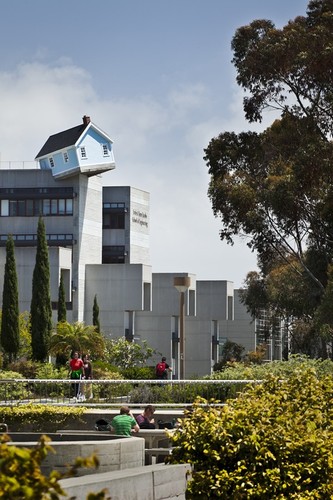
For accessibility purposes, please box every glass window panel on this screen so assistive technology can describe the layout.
[51,199,58,214]
[26,200,34,216]
[1,200,9,216]
[17,201,25,216]
[58,199,65,214]
[43,199,50,215]
[34,200,43,216]
[66,199,73,214]
[9,200,17,216]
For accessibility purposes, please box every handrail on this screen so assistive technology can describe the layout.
[0,378,262,408]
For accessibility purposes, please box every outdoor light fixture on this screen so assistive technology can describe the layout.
[173,276,191,379]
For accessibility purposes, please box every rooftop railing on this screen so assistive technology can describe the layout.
[0,378,263,408]
[0,161,39,169]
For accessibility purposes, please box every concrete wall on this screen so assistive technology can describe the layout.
[59,463,191,500]
[8,435,144,476]
[84,263,152,336]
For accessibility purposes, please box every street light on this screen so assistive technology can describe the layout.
[173,276,191,379]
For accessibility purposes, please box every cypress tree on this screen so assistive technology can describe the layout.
[93,294,101,333]
[57,274,67,323]
[55,274,67,366]
[1,235,19,363]
[30,217,52,361]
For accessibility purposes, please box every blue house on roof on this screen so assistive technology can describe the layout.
[35,115,115,179]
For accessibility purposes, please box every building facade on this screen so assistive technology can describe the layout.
[0,116,283,377]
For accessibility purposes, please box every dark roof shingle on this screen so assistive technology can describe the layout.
[35,123,87,159]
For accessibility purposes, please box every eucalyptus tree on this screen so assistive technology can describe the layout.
[204,0,333,355]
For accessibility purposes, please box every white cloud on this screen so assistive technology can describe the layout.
[0,59,258,286]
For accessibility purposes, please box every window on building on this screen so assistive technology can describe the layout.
[102,144,109,156]
[49,157,55,168]
[102,246,125,264]
[80,147,87,159]
[103,202,126,229]
[63,151,69,163]
[0,200,8,216]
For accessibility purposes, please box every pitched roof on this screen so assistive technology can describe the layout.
[35,122,88,159]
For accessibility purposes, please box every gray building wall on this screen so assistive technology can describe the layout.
[0,165,265,377]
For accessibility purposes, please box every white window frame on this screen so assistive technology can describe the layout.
[102,143,109,157]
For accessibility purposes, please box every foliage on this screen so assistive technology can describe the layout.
[93,294,100,333]
[204,0,333,356]
[57,274,66,323]
[0,433,110,499]
[168,366,333,498]
[30,217,52,362]
[129,381,230,405]
[120,365,156,380]
[1,235,20,364]
[18,311,32,360]
[213,340,245,371]
[0,370,25,401]
[48,321,105,360]
[105,337,156,369]
[244,343,267,364]
[0,403,86,433]
[207,354,333,381]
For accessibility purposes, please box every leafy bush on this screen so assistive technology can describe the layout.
[121,365,155,379]
[0,403,86,432]
[0,433,110,499]
[207,354,333,382]
[7,360,38,378]
[0,370,26,401]
[168,366,333,498]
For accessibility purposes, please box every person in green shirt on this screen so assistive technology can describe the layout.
[111,406,140,436]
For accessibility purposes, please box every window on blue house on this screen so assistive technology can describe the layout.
[102,144,109,156]
[80,147,87,159]
[49,157,55,168]
[63,151,69,163]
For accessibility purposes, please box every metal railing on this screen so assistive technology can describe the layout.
[0,378,263,408]
[0,161,39,169]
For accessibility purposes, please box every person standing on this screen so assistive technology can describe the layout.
[82,353,93,400]
[155,356,172,380]
[111,406,140,436]
[69,351,84,399]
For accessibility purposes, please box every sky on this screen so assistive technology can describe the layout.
[0,0,309,287]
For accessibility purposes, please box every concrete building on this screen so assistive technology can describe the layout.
[0,116,281,378]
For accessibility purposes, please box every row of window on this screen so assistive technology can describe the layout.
[0,233,74,246]
[0,198,73,216]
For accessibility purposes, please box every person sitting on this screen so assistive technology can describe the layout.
[111,406,139,436]
[136,405,156,429]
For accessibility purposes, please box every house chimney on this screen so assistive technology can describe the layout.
[82,115,91,126]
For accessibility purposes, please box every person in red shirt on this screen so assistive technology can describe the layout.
[69,351,84,399]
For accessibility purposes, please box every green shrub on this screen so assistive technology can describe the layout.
[168,366,333,499]
[0,403,86,432]
[121,365,155,379]
[0,370,26,401]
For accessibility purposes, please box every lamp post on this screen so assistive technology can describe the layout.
[174,276,191,379]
